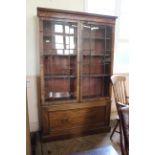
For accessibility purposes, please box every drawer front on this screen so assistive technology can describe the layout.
[48,106,106,131]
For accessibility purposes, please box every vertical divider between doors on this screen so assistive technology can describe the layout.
[77,22,82,102]
[110,25,115,98]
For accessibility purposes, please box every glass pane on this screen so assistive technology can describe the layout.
[82,56,90,75]
[81,23,111,99]
[90,57,104,74]
[43,21,77,52]
[43,21,52,36]
[104,63,111,74]
[70,28,74,34]
[44,57,68,75]
[91,25,105,39]
[81,77,104,99]
[69,36,75,49]
[43,20,77,102]
[65,25,76,34]
[66,36,69,44]
[91,25,105,55]
[57,50,63,55]
[106,26,112,39]
[105,40,112,51]
[103,76,110,96]
[82,24,91,55]
[55,35,63,43]
[55,43,64,49]
[64,50,70,55]
[55,24,63,33]
[81,77,90,98]
[65,26,70,33]
[45,78,77,101]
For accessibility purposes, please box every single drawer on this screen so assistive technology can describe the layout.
[49,106,106,131]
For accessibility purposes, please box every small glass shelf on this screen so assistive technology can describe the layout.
[82,37,111,40]
[82,74,110,77]
[45,75,76,79]
[45,92,76,101]
[43,33,78,38]
[42,53,77,57]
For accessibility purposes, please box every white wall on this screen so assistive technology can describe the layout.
[85,0,129,74]
[26,0,85,132]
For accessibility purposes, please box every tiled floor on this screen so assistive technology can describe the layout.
[34,119,121,155]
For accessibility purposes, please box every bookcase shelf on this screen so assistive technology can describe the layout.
[82,74,110,77]
[82,37,111,40]
[45,75,76,79]
[42,53,77,57]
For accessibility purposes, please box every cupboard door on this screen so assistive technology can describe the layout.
[81,23,113,99]
[48,107,106,131]
[42,20,78,102]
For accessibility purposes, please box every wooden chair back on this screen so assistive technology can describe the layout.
[111,75,129,105]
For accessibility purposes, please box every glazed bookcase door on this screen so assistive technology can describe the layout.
[42,20,78,102]
[81,23,113,100]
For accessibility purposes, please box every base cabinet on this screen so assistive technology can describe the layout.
[41,101,111,141]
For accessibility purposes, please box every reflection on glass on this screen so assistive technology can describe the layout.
[70,28,74,34]
[66,45,69,49]
[83,25,91,29]
[71,24,77,27]
[70,36,74,48]
[57,50,63,55]
[70,50,74,54]
[55,24,63,33]
[45,39,50,43]
[64,50,70,55]
[65,36,75,49]
[70,43,75,49]
[66,36,69,44]
[49,92,70,98]
[56,50,74,55]
[56,44,64,49]
[55,35,63,43]
[53,23,76,50]
[65,26,74,34]
[91,26,99,30]
[65,26,69,33]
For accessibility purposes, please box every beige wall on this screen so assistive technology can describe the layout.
[26,0,85,132]
[26,98,31,155]
[26,76,40,131]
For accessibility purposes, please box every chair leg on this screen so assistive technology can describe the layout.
[110,119,120,140]
[119,123,124,155]
[119,123,128,155]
